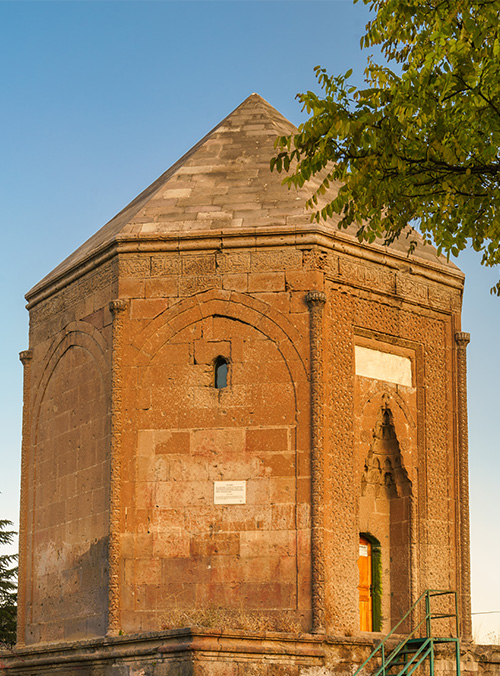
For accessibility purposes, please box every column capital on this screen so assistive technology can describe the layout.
[109,299,129,316]
[306,290,326,308]
[455,331,470,348]
[19,350,33,365]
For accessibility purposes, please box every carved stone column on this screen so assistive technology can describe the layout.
[108,299,129,635]
[17,349,33,646]
[306,290,327,633]
[455,331,472,640]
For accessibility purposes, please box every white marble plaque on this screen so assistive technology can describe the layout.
[214,481,246,505]
[355,346,412,387]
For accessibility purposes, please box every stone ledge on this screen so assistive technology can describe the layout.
[157,627,325,658]
[0,628,325,673]
[1,632,498,676]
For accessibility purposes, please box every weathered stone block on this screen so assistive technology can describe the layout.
[247,271,285,292]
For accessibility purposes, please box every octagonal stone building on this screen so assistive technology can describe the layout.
[13,94,474,675]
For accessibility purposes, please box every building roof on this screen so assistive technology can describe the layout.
[28,93,461,299]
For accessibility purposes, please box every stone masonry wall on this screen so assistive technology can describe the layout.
[115,248,316,633]
[20,261,116,644]
[112,243,464,637]
[20,240,466,645]
[317,249,462,636]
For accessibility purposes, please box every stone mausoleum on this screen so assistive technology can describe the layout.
[6,94,500,675]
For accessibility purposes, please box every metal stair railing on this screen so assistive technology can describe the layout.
[353,590,461,676]
[387,637,433,676]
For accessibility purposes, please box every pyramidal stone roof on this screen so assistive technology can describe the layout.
[29,93,460,299]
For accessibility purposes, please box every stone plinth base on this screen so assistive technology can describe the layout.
[1,630,499,676]
[0,629,324,675]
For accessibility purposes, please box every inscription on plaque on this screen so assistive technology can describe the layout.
[214,481,246,505]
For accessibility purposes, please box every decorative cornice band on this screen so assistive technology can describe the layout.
[26,226,464,309]
[307,290,326,633]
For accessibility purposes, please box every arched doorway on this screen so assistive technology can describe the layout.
[359,404,412,631]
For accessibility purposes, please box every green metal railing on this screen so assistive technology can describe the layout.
[353,590,461,676]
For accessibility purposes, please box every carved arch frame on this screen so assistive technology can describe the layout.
[357,385,419,630]
[110,288,311,628]
[31,321,109,419]
[20,321,110,641]
[358,388,417,483]
[130,288,307,378]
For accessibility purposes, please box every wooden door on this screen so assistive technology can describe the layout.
[358,535,372,631]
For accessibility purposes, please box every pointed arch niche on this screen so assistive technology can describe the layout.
[359,402,413,631]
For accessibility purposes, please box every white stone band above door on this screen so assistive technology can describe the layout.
[355,346,412,387]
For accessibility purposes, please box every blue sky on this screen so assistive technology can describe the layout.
[1,0,499,641]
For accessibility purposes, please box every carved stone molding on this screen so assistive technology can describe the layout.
[455,331,472,640]
[108,300,129,634]
[306,290,326,633]
[17,349,33,644]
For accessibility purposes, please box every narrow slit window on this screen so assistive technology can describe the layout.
[214,357,228,389]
